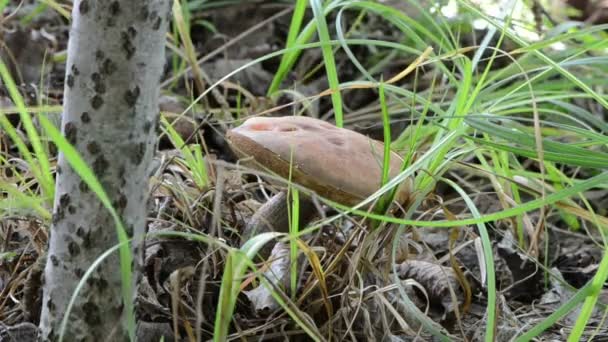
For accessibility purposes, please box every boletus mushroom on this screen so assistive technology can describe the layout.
[227,116,411,245]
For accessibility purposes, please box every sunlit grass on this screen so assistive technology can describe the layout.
[160,115,210,189]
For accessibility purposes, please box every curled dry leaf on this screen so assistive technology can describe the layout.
[244,242,291,314]
[394,260,464,317]
[136,276,171,323]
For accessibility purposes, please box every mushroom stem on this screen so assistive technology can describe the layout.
[242,191,318,247]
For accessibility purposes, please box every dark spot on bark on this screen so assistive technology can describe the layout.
[51,211,62,225]
[86,276,98,289]
[83,302,101,325]
[68,240,80,256]
[166,7,172,22]
[152,16,162,30]
[143,120,152,133]
[114,193,127,210]
[93,82,106,94]
[118,165,126,179]
[98,277,108,289]
[101,58,117,75]
[81,111,90,123]
[79,0,89,14]
[91,73,106,94]
[87,141,101,155]
[56,165,62,175]
[76,226,84,237]
[124,224,134,236]
[66,74,75,88]
[124,86,140,107]
[59,193,70,207]
[127,26,137,37]
[71,64,80,76]
[130,142,146,165]
[67,205,76,215]
[50,254,59,267]
[87,276,109,292]
[121,31,136,59]
[80,227,93,248]
[91,95,104,109]
[46,298,55,312]
[54,195,71,221]
[74,268,84,278]
[64,122,77,145]
[139,6,149,20]
[83,233,92,249]
[93,155,109,176]
[95,50,105,61]
[109,1,120,15]
[79,180,89,193]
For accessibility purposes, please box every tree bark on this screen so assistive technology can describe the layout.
[39,1,171,340]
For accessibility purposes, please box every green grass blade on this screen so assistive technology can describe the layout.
[309,171,608,230]
[160,116,209,188]
[0,182,51,219]
[268,1,336,95]
[290,188,299,298]
[569,245,608,341]
[379,80,391,187]
[443,178,496,341]
[213,232,282,342]
[269,0,307,92]
[458,0,608,110]
[514,283,593,341]
[0,58,54,201]
[310,0,343,127]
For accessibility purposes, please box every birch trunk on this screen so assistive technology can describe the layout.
[39,1,171,340]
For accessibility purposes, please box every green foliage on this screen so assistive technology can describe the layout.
[160,116,210,189]
[0,59,54,204]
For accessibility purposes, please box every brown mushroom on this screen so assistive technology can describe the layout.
[227,116,411,244]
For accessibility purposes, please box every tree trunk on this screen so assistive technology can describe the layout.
[39,1,171,340]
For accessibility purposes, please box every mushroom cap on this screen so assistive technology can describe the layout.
[227,116,410,206]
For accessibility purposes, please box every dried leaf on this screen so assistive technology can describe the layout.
[244,242,290,314]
